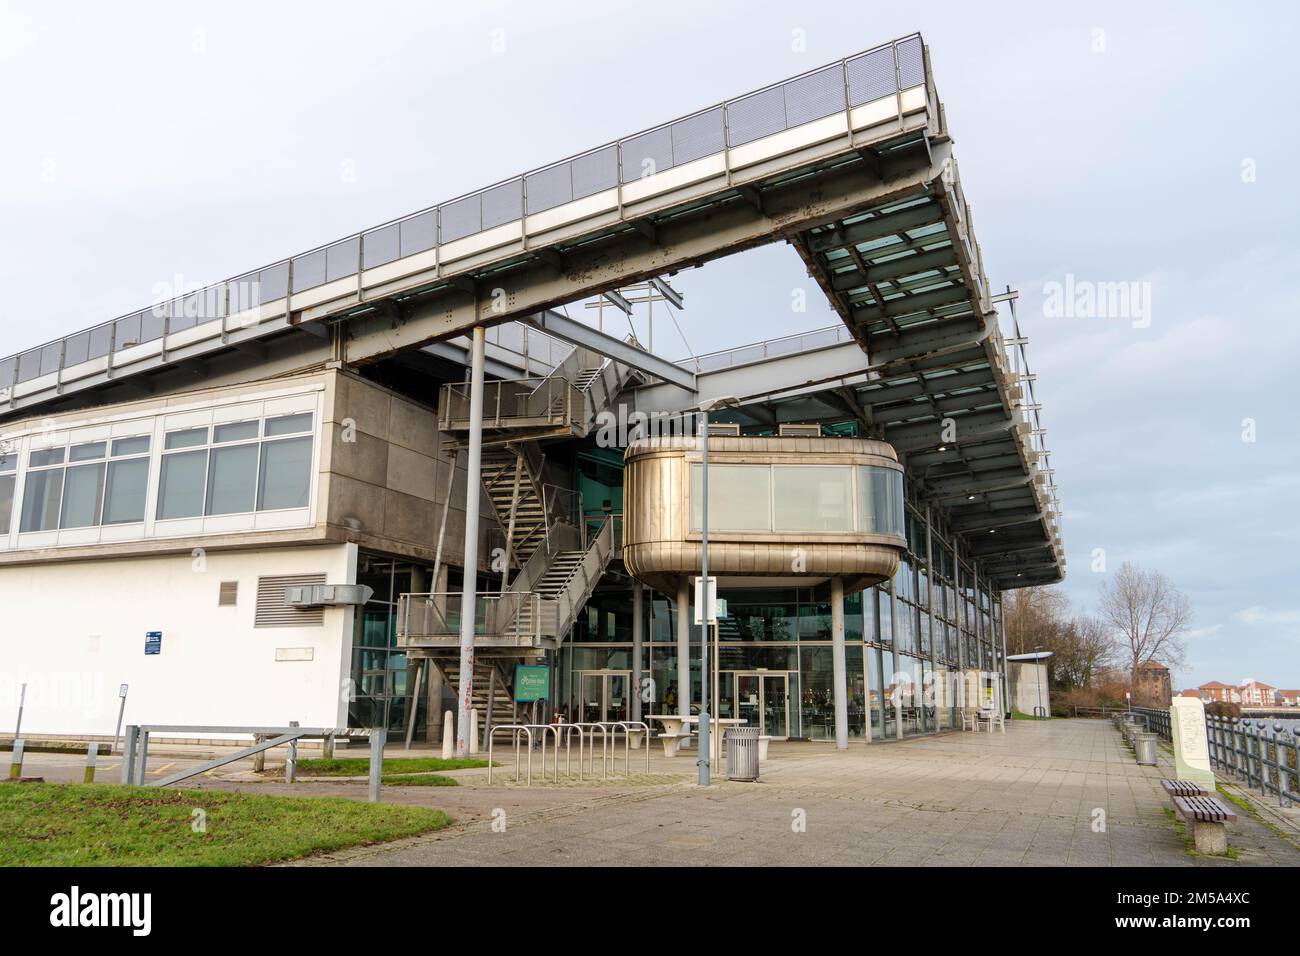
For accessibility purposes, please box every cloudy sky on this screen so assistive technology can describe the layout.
[1,1,1295,688]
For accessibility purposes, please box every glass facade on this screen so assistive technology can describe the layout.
[561,484,1004,741]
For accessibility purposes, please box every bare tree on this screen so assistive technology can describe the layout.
[1097,562,1192,696]
[1052,614,1115,690]
[1002,586,1071,657]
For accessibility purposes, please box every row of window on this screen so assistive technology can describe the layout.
[0,412,314,536]
[688,463,905,535]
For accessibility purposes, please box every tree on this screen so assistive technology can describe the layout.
[1097,562,1192,697]
[1002,586,1071,657]
[1051,614,1115,690]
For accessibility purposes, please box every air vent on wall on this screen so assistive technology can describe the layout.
[255,573,327,628]
[778,423,822,437]
[218,581,239,607]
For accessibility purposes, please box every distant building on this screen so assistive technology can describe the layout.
[1278,690,1300,707]
[1197,681,1239,704]
[1238,680,1278,707]
[1135,660,1173,706]
[1176,688,1201,699]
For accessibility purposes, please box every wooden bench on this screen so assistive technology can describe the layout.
[1160,778,1208,799]
[1170,793,1237,855]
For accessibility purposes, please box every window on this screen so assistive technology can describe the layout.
[774,465,852,532]
[689,461,904,536]
[60,456,106,528]
[157,448,208,519]
[207,443,259,515]
[5,405,315,540]
[0,452,15,535]
[689,463,770,531]
[104,458,149,524]
[258,436,312,510]
[103,436,151,524]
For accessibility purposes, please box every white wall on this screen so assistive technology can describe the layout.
[0,543,355,737]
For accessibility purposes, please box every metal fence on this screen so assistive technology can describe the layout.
[1,35,925,400]
[1131,706,1172,742]
[1206,715,1298,809]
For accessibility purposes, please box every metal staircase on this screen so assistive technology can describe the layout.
[399,341,635,651]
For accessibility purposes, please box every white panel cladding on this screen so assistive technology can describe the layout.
[0,542,354,735]
[0,382,325,554]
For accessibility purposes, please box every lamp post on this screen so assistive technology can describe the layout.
[696,396,739,786]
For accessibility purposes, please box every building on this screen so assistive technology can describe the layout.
[1278,690,1300,707]
[1134,660,1173,706]
[1196,681,1239,705]
[0,34,1064,748]
[1237,680,1277,707]
[1005,651,1052,717]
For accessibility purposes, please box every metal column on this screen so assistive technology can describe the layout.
[455,325,487,758]
[831,577,849,750]
[676,578,690,720]
[632,583,644,722]
[890,582,903,740]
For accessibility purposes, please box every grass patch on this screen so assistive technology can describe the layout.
[1011,711,1054,720]
[0,782,449,866]
[295,756,489,777]
[380,773,459,787]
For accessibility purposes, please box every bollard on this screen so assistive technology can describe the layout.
[84,743,99,784]
[285,721,299,783]
[8,739,23,780]
[468,708,479,755]
[368,728,387,803]
[121,726,138,785]
[323,733,335,760]
[252,735,267,773]
[441,711,454,759]
[134,730,150,785]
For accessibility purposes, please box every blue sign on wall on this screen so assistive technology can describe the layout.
[144,631,162,655]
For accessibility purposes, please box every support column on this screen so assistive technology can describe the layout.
[891,581,903,740]
[831,577,849,750]
[676,577,690,719]
[455,326,487,758]
[632,583,644,722]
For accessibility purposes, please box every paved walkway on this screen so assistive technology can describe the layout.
[300,719,1300,867]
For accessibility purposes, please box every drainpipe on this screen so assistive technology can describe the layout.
[455,326,486,758]
[632,583,644,723]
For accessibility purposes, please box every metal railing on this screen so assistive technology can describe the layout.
[438,376,586,432]
[678,324,854,373]
[1130,706,1172,742]
[119,723,342,788]
[0,34,926,404]
[1206,716,1298,809]
[397,590,553,647]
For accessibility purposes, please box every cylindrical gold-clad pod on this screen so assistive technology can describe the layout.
[622,435,907,594]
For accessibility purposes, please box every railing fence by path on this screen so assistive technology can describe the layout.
[1205,716,1298,809]
[1131,706,1171,742]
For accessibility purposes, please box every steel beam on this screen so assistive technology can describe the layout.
[525,309,696,391]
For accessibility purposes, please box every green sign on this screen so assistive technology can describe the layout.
[514,664,550,703]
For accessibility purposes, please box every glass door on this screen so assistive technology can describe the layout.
[578,670,631,722]
[762,674,789,738]
[733,672,790,739]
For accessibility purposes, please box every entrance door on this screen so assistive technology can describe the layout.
[578,670,631,723]
[733,672,789,739]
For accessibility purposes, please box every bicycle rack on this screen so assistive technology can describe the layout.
[555,722,586,781]
[572,722,611,778]
[600,721,652,774]
[487,724,535,785]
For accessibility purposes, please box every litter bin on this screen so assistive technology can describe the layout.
[726,726,760,782]
[1134,733,1159,766]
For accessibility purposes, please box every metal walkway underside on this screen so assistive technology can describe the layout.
[0,31,1062,587]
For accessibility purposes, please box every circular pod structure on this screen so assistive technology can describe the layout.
[622,434,906,594]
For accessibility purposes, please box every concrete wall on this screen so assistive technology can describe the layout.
[321,369,497,570]
[1009,661,1051,717]
[0,542,355,737]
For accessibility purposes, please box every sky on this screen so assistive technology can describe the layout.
[1,1,1296,689]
